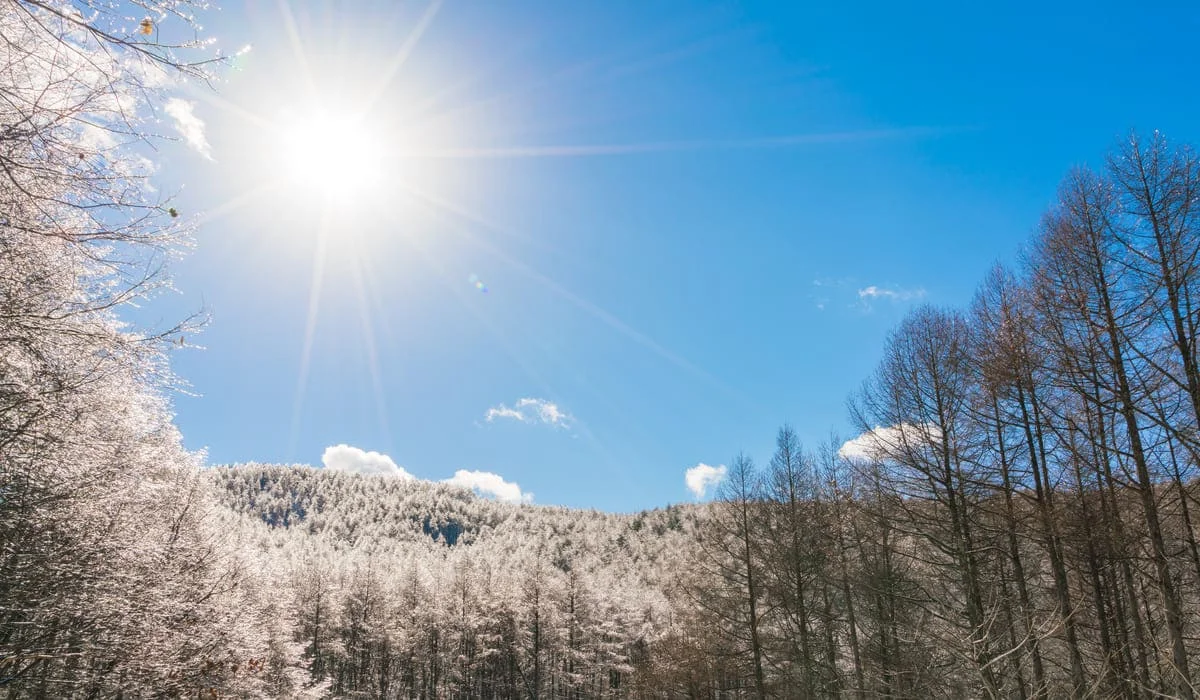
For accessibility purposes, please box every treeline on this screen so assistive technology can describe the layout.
[679,134,1200,699]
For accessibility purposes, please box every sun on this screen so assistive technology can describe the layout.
[276,109,386,205]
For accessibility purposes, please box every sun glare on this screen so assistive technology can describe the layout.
[277,110,385,204]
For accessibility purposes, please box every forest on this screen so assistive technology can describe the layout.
[6,0,1200,698]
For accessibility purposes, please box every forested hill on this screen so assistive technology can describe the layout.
[209,463,697,560]
[203,464,703,697]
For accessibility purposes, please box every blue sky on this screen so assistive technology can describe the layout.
[149,0,1200,511]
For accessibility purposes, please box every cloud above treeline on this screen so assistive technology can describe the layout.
[445,469,532,504]
[810,277,926,312]
[685,462,727,499]
[322,444,414,478]
[857,285,926,304]
[320,444,532,504]
[485,397,573,429]
[837,423,941,461]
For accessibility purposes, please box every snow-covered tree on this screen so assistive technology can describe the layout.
[0,2,295,695]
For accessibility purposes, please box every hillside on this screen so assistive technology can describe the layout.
[210,463,698,566]
[206,464,701,697]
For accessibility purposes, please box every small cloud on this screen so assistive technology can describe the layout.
[811,279,926,312]
[838,423,941,461]
[685,462,727,499]
[857,285,926,304]
[322,444,414,478]
[485,397,573,429]
[445,469,532,504]
[164,98,212,159]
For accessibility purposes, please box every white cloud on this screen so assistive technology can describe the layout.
[838,423,942,461]
[322,444,414,478]
[485,397,573,428]
[857,285,926,303]
[685,462,727,499]
[838,430,887,461]
[445,469,532,504]
[164,98,212,159]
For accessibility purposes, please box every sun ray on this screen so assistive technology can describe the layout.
[349,235,399,355]
[398,52,622,137]
[374,205,648,499]
[347,239,394,457]
[181,87,277,132]
[398,18,728,137]
[287,210,331,461]
[361,0,444,114]
[410,126,956,160]
[368,201,568,414]
[602,30,748,81]
[400,183,759,411]
[192,179,283,229]
[394,49,530,129]
[274,0,321,103]
[372,201,654,498]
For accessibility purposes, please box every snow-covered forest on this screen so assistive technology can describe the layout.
[8,0,1200,697]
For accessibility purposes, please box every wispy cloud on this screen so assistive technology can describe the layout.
[857,285,926,303]
[485,398,573,428]
[164,98,212,159]
[813,278,926,312]
[322,444,414,478]
[445,469,532,504]
[685,462,727,499]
